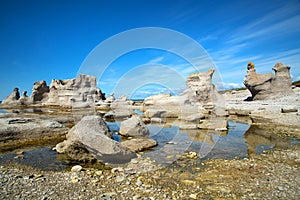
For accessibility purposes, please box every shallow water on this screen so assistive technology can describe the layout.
[0,121,299,171]
[0,109,6,113]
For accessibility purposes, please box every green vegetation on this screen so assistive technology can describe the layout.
[218,87,247,94]
[292,80,300,87]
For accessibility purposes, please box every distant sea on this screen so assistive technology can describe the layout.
[130,99,144,102]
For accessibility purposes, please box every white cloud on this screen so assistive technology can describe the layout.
[217,82,244,90]
[148,56,164,64]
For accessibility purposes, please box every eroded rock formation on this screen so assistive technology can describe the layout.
[1,74,106,107]
[244,62,293,100]
[31,80,49,102]
[46,74,105,107]
[2,88,20,104]
[143,69,221,121]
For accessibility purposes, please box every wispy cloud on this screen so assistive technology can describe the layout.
[226,3,300,45]
[147,56,164,64]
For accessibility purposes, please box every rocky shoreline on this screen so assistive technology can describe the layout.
[1,147,299,199]
[1,61,300,199]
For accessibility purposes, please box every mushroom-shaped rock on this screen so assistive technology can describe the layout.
[244,62,293,100]
[119,116,149,137]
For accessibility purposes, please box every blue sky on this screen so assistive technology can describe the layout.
[1,0,300,100]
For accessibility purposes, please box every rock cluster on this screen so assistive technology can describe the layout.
[244,62,293,100]
[1,74,106,107]
[142,69,226,130]
[55,115,136,163]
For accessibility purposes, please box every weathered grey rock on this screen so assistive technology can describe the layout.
[143,69,221,121]
[2,88,20,104]
[0,118,68,146]
[18,91,28,105]
[46,74,105,106]
[1,74,105,107]
[71,165,83,172]
[185,69,220,104]
[198,118,228,131]
[121,138,158,152]
[30,80,50,102]
[244,62,293,100]
[281,106,298,113]
[119,116,149,137]
[105,93,115,103]
[55,115,136,163]
[179,113,205,122]
[108,96,134,119]
[144,109,167,118]
[272,62,293,95]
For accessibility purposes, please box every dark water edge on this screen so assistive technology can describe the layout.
[0,121,299,171]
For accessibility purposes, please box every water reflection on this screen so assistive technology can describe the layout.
[244,124,292,156]
[0,121,299,171]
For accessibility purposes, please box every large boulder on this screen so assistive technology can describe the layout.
[244,62,293,100]
[55,115,136,163]
[119,116,149,137]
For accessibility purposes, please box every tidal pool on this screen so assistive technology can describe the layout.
[0,121,298,171]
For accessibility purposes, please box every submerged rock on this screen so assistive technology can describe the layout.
[121,138,158,152]
[55,115,136,163]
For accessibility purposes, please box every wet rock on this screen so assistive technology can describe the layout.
[179,113,205,122]
[121,138,158,152]
[0,118,68,147]
[119,116,149,137]
[198,118,228,131]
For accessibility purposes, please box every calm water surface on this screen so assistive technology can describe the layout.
[0,121,298,171]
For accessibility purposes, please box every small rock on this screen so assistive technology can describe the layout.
[281,107,298,113]
[95,170,103,176]
[189,194,197,199]
[111,167,124,173]
[71,165,83,172]
[16,151,24,155]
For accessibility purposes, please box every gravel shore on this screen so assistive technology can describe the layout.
[1,147,299,199]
